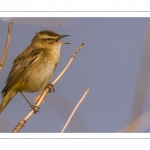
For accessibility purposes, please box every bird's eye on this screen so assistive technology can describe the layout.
[47,38,53,42]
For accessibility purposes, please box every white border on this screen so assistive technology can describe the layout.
[0,0,150,12]
[0,133,150,139]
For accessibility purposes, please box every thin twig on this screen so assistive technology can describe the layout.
[0,22,12,71]
[61,88,90,133]
[12,42,85,133]
[52,42,85,85]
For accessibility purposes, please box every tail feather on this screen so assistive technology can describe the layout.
[0,90,17,113]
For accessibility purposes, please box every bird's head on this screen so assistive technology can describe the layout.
[31,30,70,48]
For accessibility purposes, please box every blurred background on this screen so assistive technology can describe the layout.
[0,18,150,132]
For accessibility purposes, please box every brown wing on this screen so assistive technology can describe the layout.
[1,47,42,97]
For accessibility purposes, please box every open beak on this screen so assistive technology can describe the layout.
[58,35,70,44]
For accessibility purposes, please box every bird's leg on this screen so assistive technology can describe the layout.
[20,92,39,113]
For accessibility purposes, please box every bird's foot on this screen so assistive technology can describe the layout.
[47,83,55,93]
[30,105,40,114]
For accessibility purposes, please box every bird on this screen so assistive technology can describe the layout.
[0,30,69,113]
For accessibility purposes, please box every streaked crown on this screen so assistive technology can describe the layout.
[36,30,60,39]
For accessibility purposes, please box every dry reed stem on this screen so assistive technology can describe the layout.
[61,88,90,133]
[120,109,150,132]
[52,42,85,85]
[12,42,85,133]
[0,22,12,71]
[125,23,150,132]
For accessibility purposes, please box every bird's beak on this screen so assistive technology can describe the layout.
[58,35,70,44]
